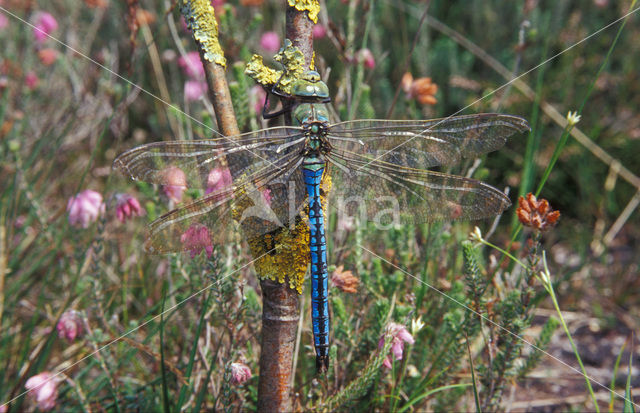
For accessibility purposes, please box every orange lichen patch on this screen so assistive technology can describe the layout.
[331,265,359,293]
[516,193,561,231]
[401,72,438,105]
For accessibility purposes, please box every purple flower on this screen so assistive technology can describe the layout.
[184,80,207,102]
[178,51,205,79]
[25,372,58,411]
[312,24,326,39]
[25,71,39,90]
[358,48,375,69]
[378,322,414,369]
[261,188,272,206]
[250,85,266,115]
[33,12,58,43]
[161,166,187,203]
[206,167,232,195]
[260,31,280,54]
[337,215,355,232]
[67,190,105,228]
[0,12,8,31]
[181,223,213,258]
[230,362,251,385]
[56,310,83,342]
[115,193,144,223]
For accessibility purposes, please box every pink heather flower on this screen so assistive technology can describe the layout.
[251,85,266,114]
[358,48,375,69]
[37,48,58,66]
[180,15,190,32]
[56,310,83,342]
[250,85,266,115]
[25,372,58,411]
[115,193,144,223]
[378,322,415,369]
[178,51,205,79]
[25,71,39,90]
[230,362,251,385]
[184,80,207,102]
[161,166,187,203]
[206,167,232,195]
[181,223,213,259]
[0,12,8,31]
[312,24,326,39]
[337,215,355,232]
[260,31,280,54]
[67,190,105,228]
[261,188,272,206]
[33,12,58,43]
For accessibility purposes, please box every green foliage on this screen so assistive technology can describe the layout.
[518,316,560,378]
[230,62,251,130]
[1,0,636,411]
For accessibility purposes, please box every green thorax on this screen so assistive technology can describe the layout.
[290,72,331,172]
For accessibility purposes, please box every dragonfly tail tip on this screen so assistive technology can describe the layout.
[316,355,329,373]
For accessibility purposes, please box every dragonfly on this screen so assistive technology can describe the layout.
[113,70,530,373]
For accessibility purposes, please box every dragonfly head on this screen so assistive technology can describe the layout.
[291,70,330,101]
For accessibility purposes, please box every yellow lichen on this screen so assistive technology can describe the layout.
[247,219,310,293]
[245,39,308,95]
[287,0,320,24]
[230,174,332,294]
[180,0,226,67]
[245,55,280,88]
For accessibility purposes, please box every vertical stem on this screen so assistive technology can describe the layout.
[257,279,300,412]
[286,7,314,64]
[202,61,240,137]
[256,3,316,411]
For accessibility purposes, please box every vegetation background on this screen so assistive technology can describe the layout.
[0,0,638,411]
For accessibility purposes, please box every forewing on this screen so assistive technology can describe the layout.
[327,114,529,169]
[113,126,305,191]
[326,152,511,226]
[145,155,309,254]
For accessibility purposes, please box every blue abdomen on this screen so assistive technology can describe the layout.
[302,166,330,372]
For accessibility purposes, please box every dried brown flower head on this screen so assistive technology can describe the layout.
[516,193,560,231]
[330,265,359,293]
[135,9,156,26]
[401,72,438,105]
[84,0,108,8]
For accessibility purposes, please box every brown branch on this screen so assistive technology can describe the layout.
[203,61,240,136]
[257,279,301,412]
[256,3,317,411]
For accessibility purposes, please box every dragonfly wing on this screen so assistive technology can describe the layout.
[327,114,530,169]
[326,152,510,226]
[113,126,305,192]
[146,155,309,254]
